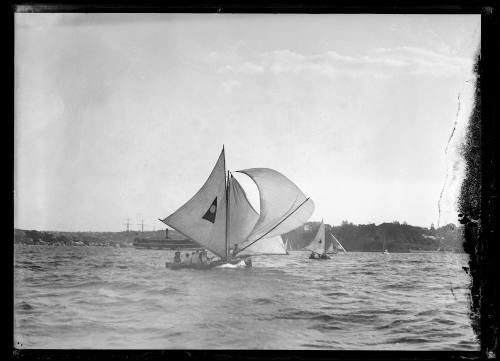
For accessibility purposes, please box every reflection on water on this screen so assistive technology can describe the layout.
[14,245,478,349]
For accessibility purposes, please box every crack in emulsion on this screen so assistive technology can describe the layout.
[437,91,462,228]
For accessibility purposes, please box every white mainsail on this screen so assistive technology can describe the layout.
[239,235,287,255]
[305,221,326,254]
[229,175,289,255]
[237,168,315,243]
[228,175,259,249]
[161,149,227,258]
[284,238,291,252]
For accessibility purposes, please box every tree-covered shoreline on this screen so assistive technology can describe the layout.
[14,221,464,252]
[285,221,464,253]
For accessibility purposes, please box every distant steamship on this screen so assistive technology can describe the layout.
[133,229,202,250]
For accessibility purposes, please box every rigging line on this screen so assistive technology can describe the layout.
[237,197,311,254]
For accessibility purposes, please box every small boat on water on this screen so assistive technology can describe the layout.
[162,147,315,270]
[166,255,250,270]
[304,220,331,260]
[382,236,389,254]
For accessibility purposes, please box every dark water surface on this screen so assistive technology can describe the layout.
[14,245,478,350]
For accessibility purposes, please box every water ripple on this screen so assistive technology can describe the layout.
[14,246,478,350]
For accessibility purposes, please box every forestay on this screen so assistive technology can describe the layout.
[305,220,326,254]
[160,149,227,258]
[237,168,315,243]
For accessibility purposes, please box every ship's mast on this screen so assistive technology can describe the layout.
[323,220,326,255]
[123,217,130,233]
[137,218,144,233]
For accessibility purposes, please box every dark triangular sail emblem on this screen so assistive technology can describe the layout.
[202,197,217,223]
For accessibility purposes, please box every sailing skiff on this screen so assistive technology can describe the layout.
[162,147,314,269]
[304,220,331,260]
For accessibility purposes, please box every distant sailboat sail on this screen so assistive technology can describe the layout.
[331,233,347,253]
[237,168,315,244]
[161,149,227,258]
[305,221,326,254]
[239,235,287,255]
[326,241,335,254]
[284,238,291,252]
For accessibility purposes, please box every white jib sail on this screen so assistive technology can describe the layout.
[161,149,227,258]
[239,235,287,255]
[331,233,347,252]
[305,221,326,254]
[237,168,315,242]
[228,174,259,249]
[326,241,335,253]
[284,239,290,251]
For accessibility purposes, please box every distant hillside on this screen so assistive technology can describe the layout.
[14,221,463,252]
[13,228,185,246]
[283,221,464,252]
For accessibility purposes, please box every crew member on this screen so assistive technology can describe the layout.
[192,250,201,265]
[200,250,209,264]
[232,244,240,257]
[173,251,181,264]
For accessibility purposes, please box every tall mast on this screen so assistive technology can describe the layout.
[225,170,230,261]
[324,223,326,255]
[320,220,325,255]
[222,145,230,261]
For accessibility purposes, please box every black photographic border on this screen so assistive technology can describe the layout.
[6,1,498,360]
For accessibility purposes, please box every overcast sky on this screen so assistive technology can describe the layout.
[15,13,480,232]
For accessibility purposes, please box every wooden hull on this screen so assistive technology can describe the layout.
[165,257,252,270]
[165,262,218,270]
[309,255,331,260]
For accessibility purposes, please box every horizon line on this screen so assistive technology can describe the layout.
[13,220,459,233]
